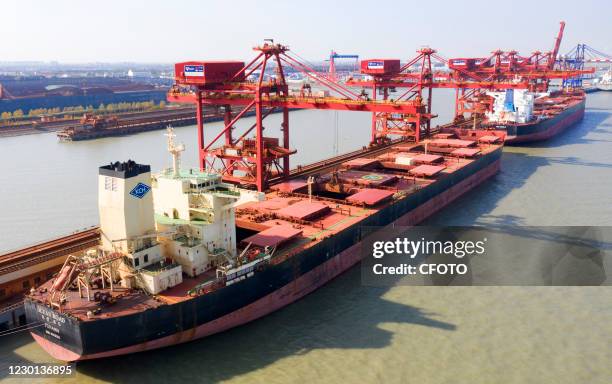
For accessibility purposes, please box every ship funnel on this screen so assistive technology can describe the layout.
[98,160,154,253]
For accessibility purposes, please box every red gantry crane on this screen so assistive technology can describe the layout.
[352,50,439,144]
[348,48,547,143]
[168,41,431,192]
[446,21,592,119]
[348,22,593,142]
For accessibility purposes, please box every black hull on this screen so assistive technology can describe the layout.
[494,99,585,144]
[25,146,503,359]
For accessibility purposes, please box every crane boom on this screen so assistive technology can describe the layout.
[550,21,566,69]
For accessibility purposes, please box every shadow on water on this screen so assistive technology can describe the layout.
[422,151,548,226]
[0,332,42,380]
[547,156,612,169]
[590,127,612,133]
[71,266,454,383]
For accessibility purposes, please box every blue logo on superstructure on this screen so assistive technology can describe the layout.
[130,182,151,199]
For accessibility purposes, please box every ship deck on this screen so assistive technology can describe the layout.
[28,127,505,321]
[529,90,585,122]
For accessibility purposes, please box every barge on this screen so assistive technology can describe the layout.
[56,107,283,141]
[26,126,505,361]
[56,109,197,141]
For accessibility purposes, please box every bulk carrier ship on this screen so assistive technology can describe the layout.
[444,22,591,145]
[25,125,505,361]
[480,88,586,144]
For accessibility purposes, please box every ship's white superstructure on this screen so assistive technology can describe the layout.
[596,67,612,91]
[96,127,260,294]
[98,159,182,295]
[485,89,543,124]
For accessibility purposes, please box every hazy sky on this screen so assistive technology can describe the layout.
[1,0,610,63]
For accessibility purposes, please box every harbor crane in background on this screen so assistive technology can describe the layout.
[326,50,359,81]
[347,22,592,143]
[559,44,612,87]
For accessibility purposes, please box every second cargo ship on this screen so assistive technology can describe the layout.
[480,88,586,144]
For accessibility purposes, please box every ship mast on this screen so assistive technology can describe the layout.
[165,126,185,178]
